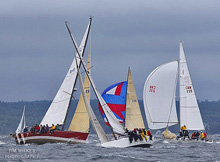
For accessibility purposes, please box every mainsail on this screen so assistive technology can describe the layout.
[40,19,92,127]
[143,61,178,130]
[99,81,127,126]
[125,67,145,130]
[179,41,205,130]
[16,106,25,134]
[65,20,125,135]
[68,42,91,133]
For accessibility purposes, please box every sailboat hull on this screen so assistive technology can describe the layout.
[15,130,89,144]
[101,137,153,148]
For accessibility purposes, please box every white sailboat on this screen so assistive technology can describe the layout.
[143,41,205,139]
[15,19,92,144]
[179,41,204,131]
[66,19,153,148]
[16,106,26,134]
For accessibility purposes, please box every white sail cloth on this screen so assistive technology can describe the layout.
[16,106,25,134]
[179,41,205,130]
[143,61,178,130]
[65,21,125,135]
[40,20,91,127]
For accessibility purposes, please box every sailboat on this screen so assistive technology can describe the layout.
[66,19,153,148]
[15,19,92,144]
[143,41,205,140]
[16,106,26,134]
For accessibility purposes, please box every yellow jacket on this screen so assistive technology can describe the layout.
[181,125,186,130]
[200,132,204,139]
[51,125,56,130]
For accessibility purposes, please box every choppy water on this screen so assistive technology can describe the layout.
[0,134,220,162]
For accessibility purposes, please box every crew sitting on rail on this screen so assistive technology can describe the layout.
[23,126,28,133]
[191,132,196,140]
[55,124,60,130]
[177,130,183,139]
[141,128,147,141]
[183,130,190,140]
[181,125,187,134]
[50,124,56,134]
[45,124,50,133]
[200,131,207,141]
[147,129,153,140]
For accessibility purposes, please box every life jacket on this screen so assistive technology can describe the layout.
[181,126,186,130]
[200,132,204,138]
[51,125,56,130]
[204,132,207,138]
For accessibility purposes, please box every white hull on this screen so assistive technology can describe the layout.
[101,137,153,148]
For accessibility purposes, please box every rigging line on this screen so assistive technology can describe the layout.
[167,61,179,127]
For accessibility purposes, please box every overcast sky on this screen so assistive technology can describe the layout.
[0,0,219,102]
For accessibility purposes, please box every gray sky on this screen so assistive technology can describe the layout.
[0,0,220,102]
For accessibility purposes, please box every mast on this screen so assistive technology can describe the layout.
[74,46,109,144]
[68,41,91,132]
[62,18,92,129]
[65,17,125,135]
[40,18,92,128]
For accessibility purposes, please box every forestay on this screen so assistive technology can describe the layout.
[179,41,205,130]
[40,20,91,127]
[143,61,178,130]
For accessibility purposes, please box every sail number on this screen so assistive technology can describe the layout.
[149,85,156,93]
[186,86,193,93]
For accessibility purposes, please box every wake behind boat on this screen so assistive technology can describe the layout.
[15,18,92,144]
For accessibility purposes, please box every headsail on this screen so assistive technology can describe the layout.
[125,67,145,130]
[16,106,25,134]
[65,19,125,135]
[143,61,178,130]
[179,41,205,130]
[40,19,92,127]
[68,42,91,133]
[99,81,127,126]
[75,46,109,144]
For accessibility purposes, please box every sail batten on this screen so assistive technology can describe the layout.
[179,41,205,130]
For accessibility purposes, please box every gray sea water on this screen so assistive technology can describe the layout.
[0,134,219,162]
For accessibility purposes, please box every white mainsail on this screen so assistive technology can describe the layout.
[16,106,25,134]
[65,20,125,135]
[143,61,178,130]
[75,51,109,144]
[179,41,205,130]
[40,19,92,127]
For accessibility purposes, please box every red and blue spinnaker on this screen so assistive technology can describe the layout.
[99,81,127,126]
